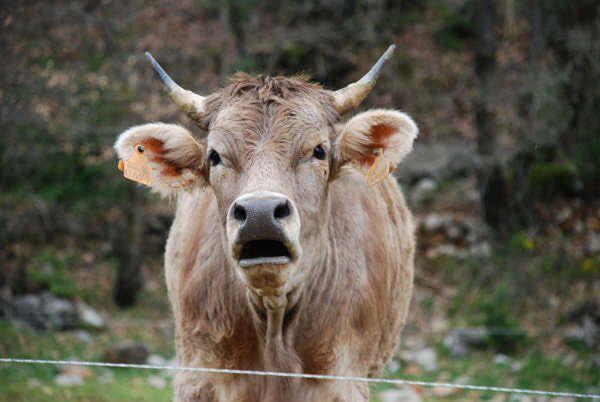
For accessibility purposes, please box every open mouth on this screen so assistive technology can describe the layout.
[238,239,292,268]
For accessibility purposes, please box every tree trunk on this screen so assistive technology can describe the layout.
[219,1,232,80]
[113,185,144,307]
[472,0,505,233]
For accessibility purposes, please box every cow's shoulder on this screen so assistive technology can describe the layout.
[326,170,414,371]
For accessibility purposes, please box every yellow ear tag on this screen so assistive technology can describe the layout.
[366,148,391,186]
[118,144,152,186]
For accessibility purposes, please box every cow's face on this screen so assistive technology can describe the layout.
[114,50,417,297]
[202,80,338,295]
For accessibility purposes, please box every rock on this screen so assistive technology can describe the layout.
[43,293,78,329]
[565,303,599,349]
[413,348,437,371]
[469,242,492,258]
[399,142,479,183]
[556,207,572,224]
[563,352,578,366]
[399,347,437,372]
[40,262,55,276]
[166,356,178,366]
[454,375,471,384]
[54,373,84,387]
[508,396,534,402]
[403,364,422,376]
[507,396,573,402]
[582,316,600,349]
[446,225,461,239]
[9,292,78,331]
[99,241,113,256]
[378,386,423,402]
[431,386,459,397]
[385,357,401,373]
[9,294,46,330]
[147,375,167,389]
[431,318,449,333]
[164,356,179,377]
[104,342,149,364]
[586,231,600,255]
[8,293,105,332]
[420,212,488,259]
[511,360,523,372]
[493,354,510,365]
[423,213,445,232]
[74,330,92,343]
[27,378,43,388]
[403,335,427,350]
[147,354,167,366]
[443,328,488,357]
[76,301,105,329]
[59,364,94,379]
[426,244,465,259]
[98,370,115,384]
[410,178,437,206]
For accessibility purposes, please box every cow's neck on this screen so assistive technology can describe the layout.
[247,287,304,391]
[247,223,329,337]
[247,283,303,335]
[263,294,286,342]
[245,210,331,378]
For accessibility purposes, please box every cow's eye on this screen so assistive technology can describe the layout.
[208,150,221,166]
[313,145,326,160]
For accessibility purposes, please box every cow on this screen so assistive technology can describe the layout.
[114,45,417,402]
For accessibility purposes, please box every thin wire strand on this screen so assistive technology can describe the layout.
[1,358,598,399]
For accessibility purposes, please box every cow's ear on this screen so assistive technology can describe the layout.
[334,109,418,184]
[114,123,206,196]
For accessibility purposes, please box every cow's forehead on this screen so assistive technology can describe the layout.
[209,97,332,147]
[204,74,339,160]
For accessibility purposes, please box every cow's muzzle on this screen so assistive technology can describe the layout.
[227,191,301,269]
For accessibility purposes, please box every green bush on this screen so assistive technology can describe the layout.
[26,249,78,298]
[433,3,473,51]
[528,161,578,199]
[478,284,527,354]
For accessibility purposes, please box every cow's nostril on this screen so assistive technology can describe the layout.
[233,203,247,222]
[274,200,291,220]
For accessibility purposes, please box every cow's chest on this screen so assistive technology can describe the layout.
[191,308,343,374]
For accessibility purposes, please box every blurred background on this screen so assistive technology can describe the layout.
[0,1,598,401]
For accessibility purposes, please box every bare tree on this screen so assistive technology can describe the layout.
[113,185,145,307]
[471,0,510,233]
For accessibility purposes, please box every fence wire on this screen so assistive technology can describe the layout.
[1,357,598,399]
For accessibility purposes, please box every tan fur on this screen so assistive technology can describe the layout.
[114,75,417,402]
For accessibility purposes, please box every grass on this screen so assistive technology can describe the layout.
[0,313,174,402]
[1,240,598,401]
[1,367,172,402]
[371,348,598,401]
[2,307,597,401]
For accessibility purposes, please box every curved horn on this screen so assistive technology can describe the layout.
[145,52,206,118]
[333,44,396,115]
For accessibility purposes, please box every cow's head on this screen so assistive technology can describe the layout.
[115,46,417,300]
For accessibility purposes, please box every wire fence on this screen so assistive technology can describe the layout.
[1,315,596,399]
[1,357,599,399]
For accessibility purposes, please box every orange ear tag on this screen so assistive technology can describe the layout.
[366,148,391,186]
[118,144,152,186]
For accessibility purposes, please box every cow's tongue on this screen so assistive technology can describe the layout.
[239,239,291,268]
